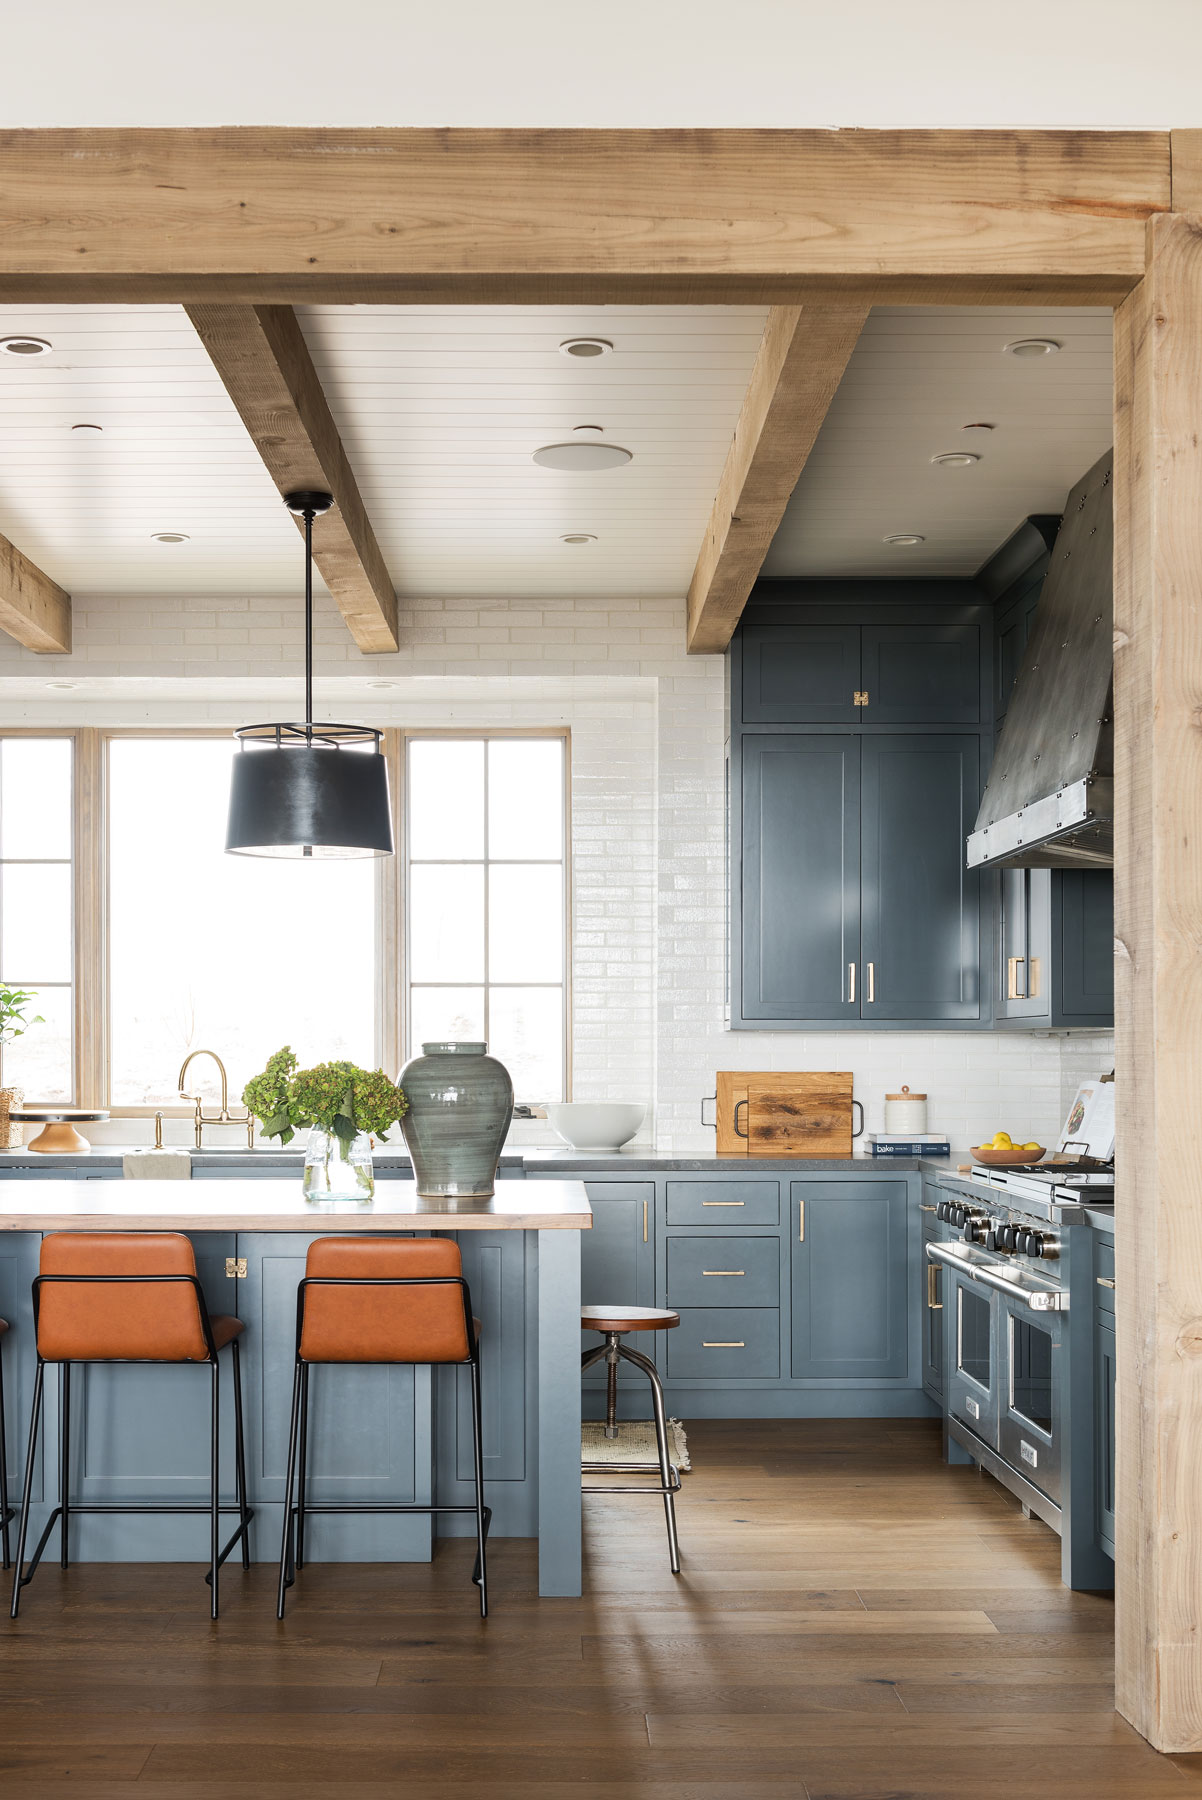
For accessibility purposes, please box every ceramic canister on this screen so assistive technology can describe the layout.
[398,1040,514,1198]
[883,1086,927,1135]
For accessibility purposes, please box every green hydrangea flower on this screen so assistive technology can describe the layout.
[243,1047,407,1146]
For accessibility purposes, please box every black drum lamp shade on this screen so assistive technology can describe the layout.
[225,491,394,859]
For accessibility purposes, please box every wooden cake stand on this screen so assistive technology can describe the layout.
[8,1110,110,1153]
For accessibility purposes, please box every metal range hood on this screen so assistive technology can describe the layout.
[966,449,1114,871]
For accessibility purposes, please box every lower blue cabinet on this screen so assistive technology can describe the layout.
[791,1179,909,1379]
[667,1309,780,1379]
[578,1181,655,1385]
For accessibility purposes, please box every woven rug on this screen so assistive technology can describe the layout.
[581,1419,690,1471]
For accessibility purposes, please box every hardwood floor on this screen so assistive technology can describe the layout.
[0,1419,1189,1798]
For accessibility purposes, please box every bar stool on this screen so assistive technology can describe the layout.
[581,1304,682,1574]
[0,1319,13,1570]
[10,1232,253,1621]
[277,1237,490,1619]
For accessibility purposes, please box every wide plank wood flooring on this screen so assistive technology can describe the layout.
[0,1418,1191,1798]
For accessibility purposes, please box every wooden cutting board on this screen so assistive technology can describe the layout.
[716,1071,855,1157]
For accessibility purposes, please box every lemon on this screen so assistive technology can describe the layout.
[991,1131,1013,1148]
[1022,1141,1042,1154]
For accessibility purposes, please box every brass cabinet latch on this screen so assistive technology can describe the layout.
[853,690,869,707]
[225,1257,248,1279]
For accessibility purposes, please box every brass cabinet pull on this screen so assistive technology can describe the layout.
[703,1200,744,1207]
[919,1204,937,1214]
[1096,1276,1116,1289]
[1029,957,1041,998]
[848,961,856,1003]
[703,1341,745,1348]
[866,962,875,1004]
[927,1264,942,1309]
[798,1198,805,1243]
[702,1269,745,1277]
[643,1199,648,1243]
[1007,955,1027,1001]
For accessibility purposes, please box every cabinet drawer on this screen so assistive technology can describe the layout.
[1094,1241,1115,1314]
[665,1181,780,1226]
[666,1236,779,1309]
[667,1309,780,1379]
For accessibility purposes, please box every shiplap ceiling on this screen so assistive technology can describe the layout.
[0,302,1112,610]
[294,306,768,597]
[0,303,769,601]
[763,307,1114,579]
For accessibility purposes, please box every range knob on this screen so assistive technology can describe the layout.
[937,1199,952,1223]
[999,1223,1018,1252]
[1026,1230,1048,1259]
[962,1215,985,1244]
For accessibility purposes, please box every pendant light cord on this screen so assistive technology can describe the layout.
[304,503,314,734]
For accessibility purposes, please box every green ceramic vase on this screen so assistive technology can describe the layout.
[398,1041,514,1198]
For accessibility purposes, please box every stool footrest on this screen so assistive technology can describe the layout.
[583,1465,682,1496]
[13,1503,256,1594]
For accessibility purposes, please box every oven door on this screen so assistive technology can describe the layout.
[944,1261,1000,1450]
[998,1295,1062,1503]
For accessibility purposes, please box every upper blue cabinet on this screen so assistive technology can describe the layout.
[729,588,993,1032]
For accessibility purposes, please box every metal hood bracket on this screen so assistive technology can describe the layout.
[967,449,1114,871]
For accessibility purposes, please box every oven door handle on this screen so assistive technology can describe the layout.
[924,1241,1067,1313]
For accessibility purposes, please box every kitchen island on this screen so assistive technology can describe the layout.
[0,1179,591,1597]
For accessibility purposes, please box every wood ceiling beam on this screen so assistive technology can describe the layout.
[185,303,398,654]
[687,306,868,654]
[0,532,70,654]
[0,128,1169,303]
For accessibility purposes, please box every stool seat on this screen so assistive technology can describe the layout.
[209,1315,245,1351]
[582,1304,679,1334]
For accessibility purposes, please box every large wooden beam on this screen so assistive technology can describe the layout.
[0,129,1169,304]
[185,304,398,654]
[0,531,70,654]
[686,306,867,654]
[1113,211,1202,1753]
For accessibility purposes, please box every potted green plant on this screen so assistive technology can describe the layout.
[243,1047,407,1200]
[0,985,43,1150]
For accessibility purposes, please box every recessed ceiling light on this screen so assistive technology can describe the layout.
[883,533,925,546]
[0,334,52,358]
[559,338,613,359]
[560,533,598,545]
[71,422,103,434]
[930,452,981,468]
[1004,337,1061,358]
[573,424,605,435]
[533,442,632,471]
[45,679,77,690]
[961,422,995,434]
[367,680,397,689]
[150,531,190,544]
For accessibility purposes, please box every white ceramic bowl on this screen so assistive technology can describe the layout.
[544,1102,646,1152]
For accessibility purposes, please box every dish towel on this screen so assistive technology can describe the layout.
[122,1149,192,1180]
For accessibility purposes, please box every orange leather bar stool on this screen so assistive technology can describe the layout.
[10,1233,253,1621]
[277,1237,490,1619]
[581,1304,682,1574]
[0,1319,13,1569]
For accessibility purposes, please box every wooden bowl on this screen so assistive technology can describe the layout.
[970,1145,1045,1167]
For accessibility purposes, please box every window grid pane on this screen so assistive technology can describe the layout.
[406,736,567,1103]
[0,737,75,1103]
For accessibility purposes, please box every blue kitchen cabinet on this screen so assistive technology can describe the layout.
[739,735,860,1022]
[578,1181,655,1389]
[739,624,862,725]
[739,606,984,727]
[790,1179,910,1380]
[920,1188,945,1403]
[1094,1237,1116,1560]
[0,1232,41,1526]
[860,622,981,725]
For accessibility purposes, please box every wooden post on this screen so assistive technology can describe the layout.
[1113,210,1202,1752]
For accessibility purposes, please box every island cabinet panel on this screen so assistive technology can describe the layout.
[740,734,860,1022]
[0,1232,41,1521]
[448,1231,528,1487]
[790,1180,909,1380]
[235,1233,432,1561]
[860,734,983,1022]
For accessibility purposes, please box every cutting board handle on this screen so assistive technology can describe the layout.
[734,1099,749,1139]
[852,1100,865,1139]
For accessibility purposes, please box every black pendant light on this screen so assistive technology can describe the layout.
[226,491,394,859]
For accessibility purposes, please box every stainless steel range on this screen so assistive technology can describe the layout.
[925,1161,1113,1590]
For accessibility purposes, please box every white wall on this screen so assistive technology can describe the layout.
[1,1,1196,129]
[0,585,1113,1152]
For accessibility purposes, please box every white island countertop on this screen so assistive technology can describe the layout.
[0,1177,592,1233]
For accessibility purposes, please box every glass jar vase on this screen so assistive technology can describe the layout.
[302,1126,375,1201]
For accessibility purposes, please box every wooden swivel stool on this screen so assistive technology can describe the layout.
[10,1232,252,1620]
[581,1304,682,1574]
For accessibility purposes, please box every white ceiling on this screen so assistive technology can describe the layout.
[763,307,1114,581]
[0,303,769,603]
[295,305,767,598]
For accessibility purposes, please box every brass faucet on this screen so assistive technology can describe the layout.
[177,1049,255,1149]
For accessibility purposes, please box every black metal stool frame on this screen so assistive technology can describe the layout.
[582,1333,682,1574]
[277,1273,491,1620]
[10,1273,254,1622]
[0,1328,14,1570]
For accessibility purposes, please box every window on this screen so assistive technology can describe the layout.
[107,738,376,1105]
[405,736,567,1102]
[0,736,74,1102]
